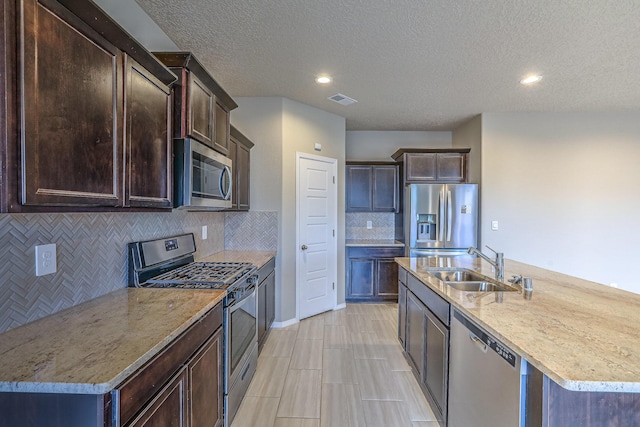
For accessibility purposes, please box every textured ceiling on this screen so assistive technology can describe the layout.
[135,0,640,130]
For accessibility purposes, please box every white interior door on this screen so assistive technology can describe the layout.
[296,152,337,320]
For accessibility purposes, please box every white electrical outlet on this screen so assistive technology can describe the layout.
[366,220,373,229]
[202,225,208,240]
[35,244,57,276]
[491,220,499,231]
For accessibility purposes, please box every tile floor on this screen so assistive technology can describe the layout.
[231,303,440,427]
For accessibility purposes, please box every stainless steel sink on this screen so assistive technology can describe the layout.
[427,269,519,292]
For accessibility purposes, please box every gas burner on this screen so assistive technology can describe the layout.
[146,262,254,288]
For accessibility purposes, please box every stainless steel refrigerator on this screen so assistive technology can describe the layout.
[405,183,478,256]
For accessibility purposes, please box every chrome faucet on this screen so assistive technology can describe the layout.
[467,246,504,281]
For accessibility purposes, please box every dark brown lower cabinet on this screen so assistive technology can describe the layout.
[128,368,187,427]
[257,257,276,352]
[346,246,404,302]
[189,329,223,427]
[405,291,426,379]
[403,272,451,426]
[525,364,640,427]
[398,276,408,349]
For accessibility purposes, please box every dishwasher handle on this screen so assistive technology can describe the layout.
[469,332,488,352]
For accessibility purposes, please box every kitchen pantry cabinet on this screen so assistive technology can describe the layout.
[404,272,451,425]
[153,52,238,157]
[257,257,276,352]
[391,149,470,183]
[346,163,399,212]
[346,246,404,302]
[0,0,176,212]
[228,126,254,211]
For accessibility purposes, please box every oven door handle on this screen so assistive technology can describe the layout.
[228,285,257,314]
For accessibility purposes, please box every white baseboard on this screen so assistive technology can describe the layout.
[334,303,346,310]
[271,318,299,329]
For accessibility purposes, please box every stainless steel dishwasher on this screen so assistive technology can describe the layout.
[448,309,527,427]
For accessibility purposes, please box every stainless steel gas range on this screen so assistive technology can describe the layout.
[128,233,258,427]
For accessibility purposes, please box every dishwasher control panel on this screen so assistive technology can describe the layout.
[453,310,517,368]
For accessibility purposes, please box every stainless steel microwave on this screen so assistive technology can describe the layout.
[174,138,232,210]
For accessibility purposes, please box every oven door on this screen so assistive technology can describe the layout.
[225,287,257,391]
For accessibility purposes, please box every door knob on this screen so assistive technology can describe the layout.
[301,245,308,250]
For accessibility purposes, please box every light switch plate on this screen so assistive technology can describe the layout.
[35,244,57,276]
[202,225,208,240]
[366,220,373,229]
[491,220,499,231]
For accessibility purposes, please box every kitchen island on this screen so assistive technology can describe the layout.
[398,256,640,425]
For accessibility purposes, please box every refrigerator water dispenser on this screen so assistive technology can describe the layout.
[417,214,437,241]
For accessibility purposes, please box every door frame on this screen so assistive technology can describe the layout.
[295,151,338,321]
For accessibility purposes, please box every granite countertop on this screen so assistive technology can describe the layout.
[346,239,405,247]
[0,288,225,394]
[396,256,640,393]
[198,250,276,268]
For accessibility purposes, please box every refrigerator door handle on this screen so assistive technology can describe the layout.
[447,190,453,242]
[438,190,445,242]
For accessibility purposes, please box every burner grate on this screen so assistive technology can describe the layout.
[147,262,253,287]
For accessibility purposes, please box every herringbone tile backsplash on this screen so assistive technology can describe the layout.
[225,211,278,250]
[0,211,226,334]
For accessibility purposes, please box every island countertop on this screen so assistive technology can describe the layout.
[0,288,225,394]
[396,256,640,393]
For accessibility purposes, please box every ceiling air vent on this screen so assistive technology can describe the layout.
[328,93,358,106]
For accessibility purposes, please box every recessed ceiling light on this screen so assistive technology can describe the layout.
[520,74,543,85]
[315,75,332,84]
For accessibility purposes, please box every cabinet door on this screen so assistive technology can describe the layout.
[425,310,449,420]
[436,153,465,182]
[189,329,223,427]
[398,282,407,349]
[347,258,375,299]
[213,100,230,156]
[257,280,267,348]
[265,270,276,328]
[372,165,398,212]
[406,291,425,378]
[345,166,372,211]
[124,56,172,208]
[187,73,214,147]
[21,0,122,206]
[405,153,437,182]
[236,141,251,210]
[375,258,399,299]
[128,368,187,427]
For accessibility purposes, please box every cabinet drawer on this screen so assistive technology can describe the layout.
[115,303,222,425]
[257,257,276,284]
[398,266,408,285]
[407,273,449,326]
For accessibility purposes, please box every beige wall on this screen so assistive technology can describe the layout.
[481,112,640,293]
[346,131,452,161]
[232,97,346,322]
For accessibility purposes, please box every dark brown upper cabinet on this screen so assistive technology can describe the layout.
[392,149,470,183]
[124,56,173,208]
[228,125,254,211]
[154,52,237,156]
[0,0,177,212]
[346,162,399,212]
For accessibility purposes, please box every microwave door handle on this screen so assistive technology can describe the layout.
[220,165,232,200]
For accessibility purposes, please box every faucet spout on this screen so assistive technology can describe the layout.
[467,246,504,281]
